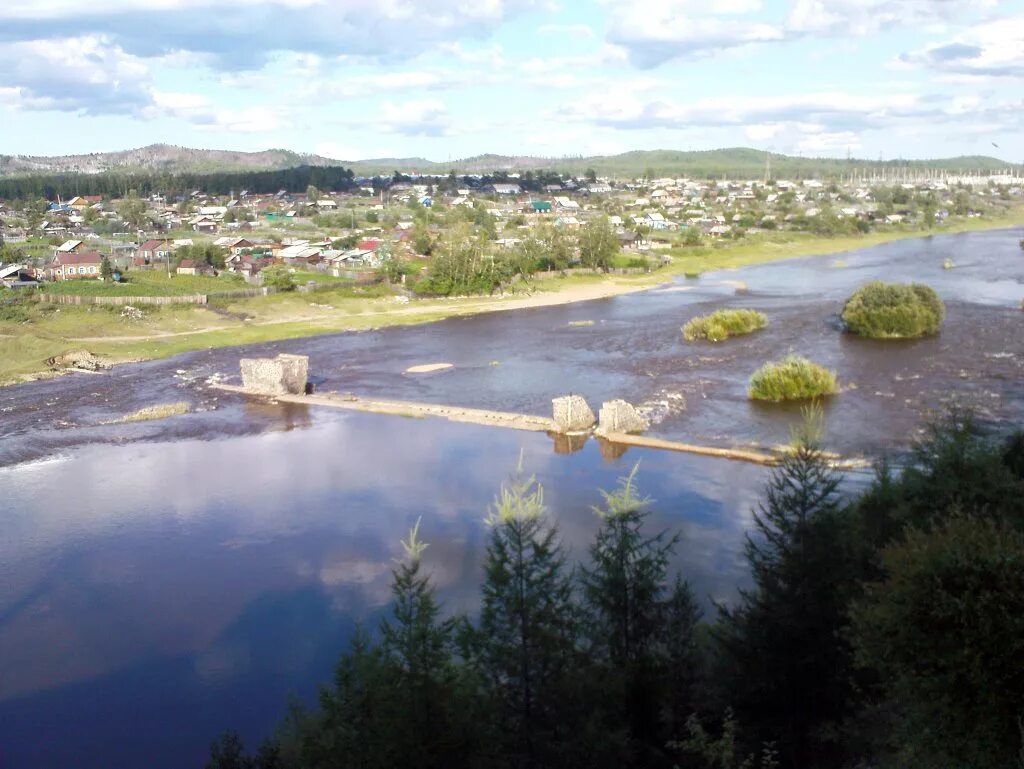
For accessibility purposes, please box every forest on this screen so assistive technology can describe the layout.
[0,165,358,201]
[207,409,1024,769]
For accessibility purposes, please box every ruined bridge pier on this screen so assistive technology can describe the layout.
[218,354,856,468]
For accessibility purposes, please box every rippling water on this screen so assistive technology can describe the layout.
[1,228,1022,768]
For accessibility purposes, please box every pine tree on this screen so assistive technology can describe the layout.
[580,465,681,765]
[303,521,479,769]
[305,626,394,769]
[378,520,478,769]
[474,462,579,768]
[663,576,703,738]
[714,411,858,769]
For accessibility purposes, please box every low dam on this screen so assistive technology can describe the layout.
[210,354,848,467]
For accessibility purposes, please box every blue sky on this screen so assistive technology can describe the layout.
[1,0,1022,162]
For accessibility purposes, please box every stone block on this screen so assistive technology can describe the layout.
[240,354,309,396]
[598,399,649,434]
[552,395,596,433]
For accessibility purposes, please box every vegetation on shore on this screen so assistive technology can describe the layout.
[748,355,838,402]
[683,308,767,342]
[206,411,1024,769]
[2,220,1021,387]
[841,281,945,339]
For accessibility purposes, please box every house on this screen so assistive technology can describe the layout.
[213,237,256,255]
[316,199,338,210]
[49,251,104,280]
[279,244,323,265]
[490,183,522,196]
[66,195,102,212]
[529,200,552,214]
[617,232,647,250]
[191,216,219,233]
[554,196,580,212]
[137,239,174,264]
[176,259,203,276]
[56,239,86,253]
[227,255,271,280]
[0,263,33,286]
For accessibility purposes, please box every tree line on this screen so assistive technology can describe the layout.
[207,408,1024,769]
[0,165,358,202]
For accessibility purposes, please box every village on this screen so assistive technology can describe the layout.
[2,167,1022,293]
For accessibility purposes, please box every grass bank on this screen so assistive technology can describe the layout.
[3,211,1021,387]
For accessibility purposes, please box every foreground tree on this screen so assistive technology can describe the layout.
[472,463,580,768]
[851,514,1024,769]
[580,466,681,766]
[303,521,479,769]
[714,411,860,769]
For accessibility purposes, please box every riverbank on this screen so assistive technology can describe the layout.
[3,214,1021,387]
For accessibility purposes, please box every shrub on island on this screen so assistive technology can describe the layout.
[841,281,944,339]
[683,309,767,342]
[748,355,838,402]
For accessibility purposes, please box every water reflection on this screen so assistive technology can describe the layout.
[0,408,766,769]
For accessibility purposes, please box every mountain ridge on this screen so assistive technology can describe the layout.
[0,144,1017,180]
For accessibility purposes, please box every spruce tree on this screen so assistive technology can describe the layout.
[663,575,703,738]
[378,519,476,768]
[305,521,479,769]
[474,463,579,769]
[580,465,680,766]
[714,411,858,769]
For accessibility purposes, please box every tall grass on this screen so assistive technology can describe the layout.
[683,308,767,342]
[748,355,838,402]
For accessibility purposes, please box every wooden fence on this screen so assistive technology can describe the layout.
[33,286,276,306]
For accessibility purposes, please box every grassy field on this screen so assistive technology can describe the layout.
[2,210,1022,387]
[38,271,249,296]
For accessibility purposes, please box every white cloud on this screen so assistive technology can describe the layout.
[151,91,284,132]
[901,16,1024,78]
[537,23,595,38]
[0,0,543,69]
[605,0,993,68]
[745,123,784,141]
[0,35,152,114]
[377,99,452,137]
[786,0,994,36]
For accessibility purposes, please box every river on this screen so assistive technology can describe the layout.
[1,228,1022,768]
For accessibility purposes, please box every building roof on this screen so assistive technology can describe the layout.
[139,239,171,251]
[54,251,103,265]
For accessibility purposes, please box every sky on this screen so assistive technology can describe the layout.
[0,0,1022,162]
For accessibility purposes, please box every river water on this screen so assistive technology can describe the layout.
[1,228,1022,768]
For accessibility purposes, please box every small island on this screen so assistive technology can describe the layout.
[841,281,945,339]
[683,308,767,342]
[748,354,838,402]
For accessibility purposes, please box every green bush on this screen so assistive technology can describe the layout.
[748,355,838,402]
[262,266,296,292]
[683,309,767,342]
[841,282,944,339]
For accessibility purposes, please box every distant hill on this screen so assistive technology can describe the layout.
[0,144,337,177]
[0,144,1016,181]
[347,148,1019,178]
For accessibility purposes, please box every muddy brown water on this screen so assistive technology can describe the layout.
[1,228,1022,769]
